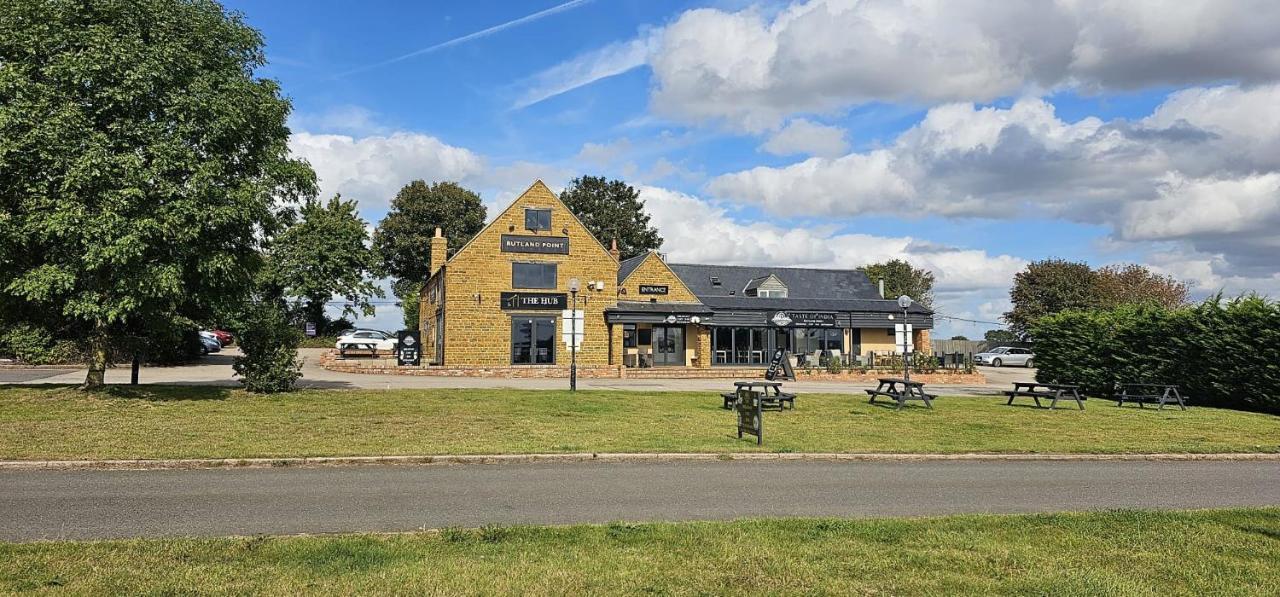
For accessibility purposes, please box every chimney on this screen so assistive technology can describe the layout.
[429,227,447,276]
[609,238,620,261]
[878,278,885,298]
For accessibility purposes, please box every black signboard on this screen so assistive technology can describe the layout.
[500,292,567,310]
[500,234,569,254]
[736,389,762,445]
[396,330,421,366]
[764,349,796,381]
[639,284,668,295]
[770,311,838,327]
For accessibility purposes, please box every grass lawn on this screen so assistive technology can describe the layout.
[2,509,1278,594]
[1,386,1276,460]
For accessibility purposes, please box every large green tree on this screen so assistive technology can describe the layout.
[0,0,314,387]
[560,176,663,259]
[372,180,487,329]
[1004,259,1098,338]
[270,195,382,331]
[1094,264,1189,310]
[862,259,936,309]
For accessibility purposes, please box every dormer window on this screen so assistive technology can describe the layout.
[744,274,788,298]
[710,276,721,286]
[524,208,551,231]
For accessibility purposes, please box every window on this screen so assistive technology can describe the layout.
[637,327,652,347]
[710,276,721,286]
[623,324,637,348]
[511,316,555,364]
[757,289,787,298]
[524,208,551,231]
[512,262,557,289]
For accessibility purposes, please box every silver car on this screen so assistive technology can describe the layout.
[973,346,1033,367]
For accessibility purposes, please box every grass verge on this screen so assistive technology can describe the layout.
[2,509,1278,594]
[1,386,1276,460]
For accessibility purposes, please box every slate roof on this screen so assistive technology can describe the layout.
[667,263,882,301]
[617,254,648,283]
[697,295,931,315]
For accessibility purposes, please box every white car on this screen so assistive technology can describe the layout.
[335,330,397,354]
[973,346,1034,367]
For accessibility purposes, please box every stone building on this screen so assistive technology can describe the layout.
[419,180,933,371]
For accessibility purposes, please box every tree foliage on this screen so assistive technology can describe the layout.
[231,298,302,393]
[373,181,486,296]
[862,259,936,309]
[983,329,1019,344]
[0,0,315,387]
[1031,296,1280,413]
[560,176,663,260]
[1094,264,1189,310]
[1005,260,1191,338]
[270,195,382,330]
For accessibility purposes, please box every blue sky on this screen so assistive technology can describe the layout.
[223,0,1280,337]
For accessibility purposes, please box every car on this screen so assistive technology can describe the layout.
[973,346,1033,367]
[335,329,397,354]
[198,331,222,355]
[208,329,234,346]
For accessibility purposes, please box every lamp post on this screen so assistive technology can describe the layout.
[568,278,580,392]
[897,295,913,382]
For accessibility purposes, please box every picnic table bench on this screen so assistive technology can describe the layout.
[337,342,380,358]
[1117,383,1186,410]
[865,377,936,410]
[1004,382,1084,410]
[722,381,795,411]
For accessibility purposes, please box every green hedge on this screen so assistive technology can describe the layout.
[1030,297,1280,413]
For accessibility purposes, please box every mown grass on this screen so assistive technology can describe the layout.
[0,386,1276,460]
[2,509,1278,595]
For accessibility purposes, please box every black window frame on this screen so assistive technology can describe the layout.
[511,315,556,365]
[524,208,552,231]
[511,262,557,289]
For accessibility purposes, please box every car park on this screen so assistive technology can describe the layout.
[973,346,1034,367]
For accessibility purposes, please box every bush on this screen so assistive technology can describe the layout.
[0,324,57,364]
[1031,296,1280,413]
[233,301,302,393]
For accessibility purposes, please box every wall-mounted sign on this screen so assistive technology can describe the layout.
[501,292,567,310]
[501,234,569,254]
[638,284,669,295]
[770,311,838,327]
[663,314,702,325]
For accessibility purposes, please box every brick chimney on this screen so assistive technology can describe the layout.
[609,238,620,261]
[429,227,447,276]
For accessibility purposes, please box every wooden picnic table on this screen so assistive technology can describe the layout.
[1117,383,1186,410]
[722,381,795,411]
[1004,382,1084,410]
[865,377,936,410]
[338,342,380,358]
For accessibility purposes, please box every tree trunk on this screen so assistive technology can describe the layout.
[82,323,110,390]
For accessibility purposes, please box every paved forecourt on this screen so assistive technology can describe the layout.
[3,459,1277,541]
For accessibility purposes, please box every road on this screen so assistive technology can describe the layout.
[1,348,1031,394]
[3,460,1276,541]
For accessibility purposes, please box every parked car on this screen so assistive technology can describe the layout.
[208,329,234,346]
[198,331,222,355]
[335,329,397,353]
[973,346,1033,367]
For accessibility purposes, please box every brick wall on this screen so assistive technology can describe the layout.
[617,252,701,303]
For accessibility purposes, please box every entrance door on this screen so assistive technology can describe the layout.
[652,326,685,366]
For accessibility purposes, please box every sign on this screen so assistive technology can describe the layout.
[735,388,763,445]
[662,314,701,325]
[894,323,915,354]
[770,311,793,326]
[638,284,668,295]
[396,330,421,366]
[771,311,837,327]
[501,292,567,310]
[305,322,317,337]
[500,234,569,255]
[561,310,584,349]
[764,350,796,381]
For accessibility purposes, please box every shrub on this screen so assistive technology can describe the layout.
[1031,296,1280,413]
[0,324,56,364]
[825,357,843,374]
[233,301,302,393]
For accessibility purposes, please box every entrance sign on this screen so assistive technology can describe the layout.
[764,350,796,381]
[396,330,422,366]
[500,234,569,254]
[501,292,567,310]
[736,389,763,444]
[638,284,668,295]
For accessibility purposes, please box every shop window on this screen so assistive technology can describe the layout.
[637,327,652,347]
[511,316,555,364]
[524,208,551,231]
[512,262,557,289]
[623,324,637,348]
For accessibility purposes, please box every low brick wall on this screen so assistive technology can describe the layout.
[318,351,985,383]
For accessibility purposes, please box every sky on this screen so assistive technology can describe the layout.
[222,0,1280,338]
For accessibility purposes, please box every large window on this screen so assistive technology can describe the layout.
[525,208,551,231]
[512,262,557,289]
[511,316,555,364]
[711,326,844,365]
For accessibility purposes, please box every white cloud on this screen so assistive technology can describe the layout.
[289,105,391,137]
[760,119,849,157]
[648,0,1280,130]
[512,33,657,109]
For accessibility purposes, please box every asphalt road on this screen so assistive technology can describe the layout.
[4,460,1277,541]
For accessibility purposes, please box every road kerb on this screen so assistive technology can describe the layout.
[2,452,1278,471]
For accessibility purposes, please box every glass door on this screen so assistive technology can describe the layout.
[652,326,685,366]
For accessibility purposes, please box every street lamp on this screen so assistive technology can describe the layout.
[897,295,913,382]
[568,278,580,392]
